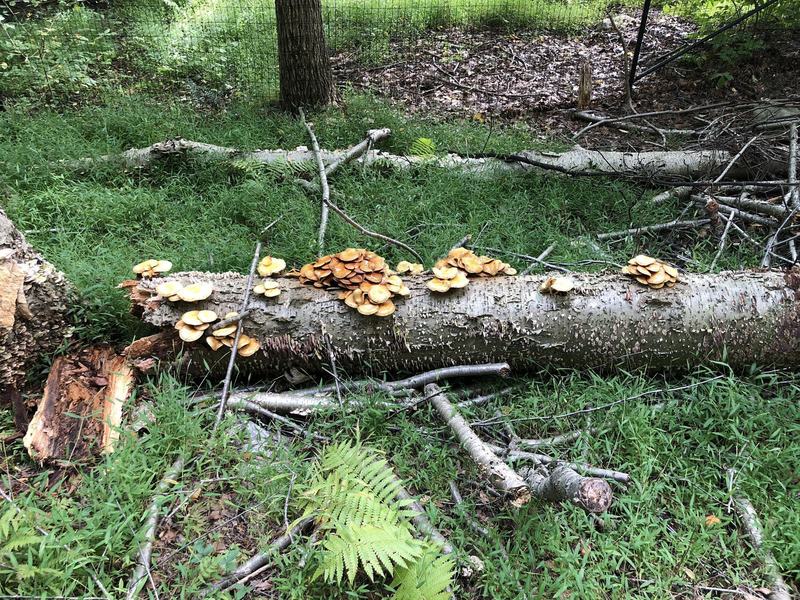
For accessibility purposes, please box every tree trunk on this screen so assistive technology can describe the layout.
[0,209,73,427]
[127,269,800,380]
[275,0,336,110]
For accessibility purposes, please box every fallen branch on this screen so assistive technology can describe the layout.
[505,449,631,483]
[519,464,613,513]
[449,481,489,536]
[514,427,598,451]
[396,483,453,554]
[126,455,186,600]
[573,111,695,138]
[727,469,792,600]
[299,108,332,254]
[597,219,710,240]
[200,517,314,597]
[427,383,529,506]
[227,399,330,442]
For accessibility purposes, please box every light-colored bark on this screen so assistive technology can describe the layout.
[426,383,530,506]
[65,137,737,179]
[129,269,800,380]
[520,465,613,513]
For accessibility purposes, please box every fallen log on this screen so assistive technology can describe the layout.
[128,268,800,380]
[519,465,613,514]
[65,136,742,180]
[1,208,74,428]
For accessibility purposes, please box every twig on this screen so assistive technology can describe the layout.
[126,455,186,600]
[713,134,761,183]
[726,469,792,600]
[520,243,557,275]
[322,330,343,408]
[449,481,489,536]
[212,241,262,432]
[210,310,251,332]
[788,122,798,210]
[514,427,598,451]
[455,386,516,409]
[451,233,473,250]
[710,209,736,271]
[226,399,330,442]
[426,384,530,506]
[468,245,571,272]
[324,128,391,179]
[505,450,630,483]
[597,219,710,240]
[0,486,112,600]
[573,111,695,138]
[199,517,314,597]
[395,484,453,554]
[761,207,799,268]
[299,107,332,254]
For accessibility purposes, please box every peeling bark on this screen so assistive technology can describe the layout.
[0,208,73,391]
[129,269,800,380]
[23,346,134,463]
[520,465,613,514]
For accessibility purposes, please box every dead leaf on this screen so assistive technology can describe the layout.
[704,514,721,527]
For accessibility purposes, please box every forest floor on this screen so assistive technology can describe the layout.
[1,89,799,598]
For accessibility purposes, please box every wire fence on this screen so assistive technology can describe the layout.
[1,0,797,106]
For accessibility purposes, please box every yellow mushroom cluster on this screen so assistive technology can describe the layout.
[155,280,214,303]
[396,261,425,275]
[539,276,575,294]
[622,255,679,289]
[174,310,261,357]
[257,256,287,277]
[133,259,172,278]
[175,310,218,342]
[253,279,281,298]
[428,247,517,293]
[297,248,410,317]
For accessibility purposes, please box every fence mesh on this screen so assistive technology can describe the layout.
[1,0,796,105]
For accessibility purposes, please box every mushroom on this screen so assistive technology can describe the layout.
[540,277,574,294]
[175,309,216,343]
[428,263,470,293]
[238,336,262,357]
[133,259,172,278]
[396,261,425,275]
[178,282,214,302]
[622,255,679,289]
[155,281,183,300]
[257,256,287,277]
[253,279,281,298]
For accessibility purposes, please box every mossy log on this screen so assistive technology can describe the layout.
[126,268,800,381]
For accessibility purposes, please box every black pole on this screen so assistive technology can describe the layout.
[628,0,652,91]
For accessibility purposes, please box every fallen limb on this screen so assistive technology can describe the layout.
[299,108,333,254]
[597,219,710,240]
[519,464,613,513]
[427,383,529,506]
[200,517,314,597]
[728,469,792,600]
[573,111,696,138]
[64,137,745,180]
[126,455,186,600]
[130,269,800,380]
[396,483,453,554]
[514,428,598,451]
[227,399,330,442]
[505,449,631,483]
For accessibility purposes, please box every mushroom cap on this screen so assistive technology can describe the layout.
[174,319,187,330]
[647,270,667,286]
[343,291,360,309]
[253,284,266,295]
[504,267,518,276]
[427,278,451,293]
[449,271,469,289]
[263,287,281,298]
[460,255,484,274]
[213,325,238,337]
[261,279,280,290]
[357,302,379,316]
[238,338,261,357]
[396,260,413,273]
[397,285,411,296]
[206,336,224,351]
[630,255,656,267]
[375,300,396,317]
[179,326,204,342]
[156,281,183,297]
[182,311,205,326]
[449,247,471,259]
[551,277,575,293]
[539,277,555,292]
[168,294,181,302]
[133,259,159,274]
[432,266,459,280]
[367,284,391,304]
[300,264,317,280]
[663,265,679,280]
[178,282,213,302]
[198,310,218,324]
[481,260,503,276]
[338,248,362,262]
[152,260,173,273]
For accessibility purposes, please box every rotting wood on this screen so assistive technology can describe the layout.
[23,346,134,463]
[128,269,800,381]
[426,383,530,507]
[520,464,613,513]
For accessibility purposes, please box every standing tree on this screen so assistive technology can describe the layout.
[275,0,336,110]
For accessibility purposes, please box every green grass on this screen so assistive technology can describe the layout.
[1,91,795,597]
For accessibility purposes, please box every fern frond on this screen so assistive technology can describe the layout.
[314,523,422,585]
[409,137,437,157]
[391,545,455,600]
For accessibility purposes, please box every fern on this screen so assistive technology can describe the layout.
[392,545,455,600]
[408,137,437,157]
[297,441,455,598]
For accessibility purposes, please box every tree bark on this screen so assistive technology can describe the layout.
[520,465,613,514]
[0,208,73,401]
[275,0,336,110]
[128,269,800,380]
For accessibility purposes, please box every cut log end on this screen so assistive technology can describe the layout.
[576,477,613,513]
